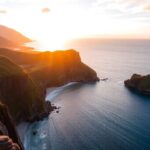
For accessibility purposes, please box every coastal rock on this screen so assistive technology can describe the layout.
[0,102,24,150]
[124,74,150,95]
[0,56,53,123]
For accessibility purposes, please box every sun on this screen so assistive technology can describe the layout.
[19,10,85,51]
[4,2,143,52]
[34,36,68,51]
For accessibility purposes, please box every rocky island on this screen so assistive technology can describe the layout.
[124,74,150,95]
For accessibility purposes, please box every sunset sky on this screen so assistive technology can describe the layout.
[0,0,150,49]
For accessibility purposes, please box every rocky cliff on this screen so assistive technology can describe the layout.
[124,74,150,95]
[0,102,24,150]
[0,56,52,123]
[30,50,99,87]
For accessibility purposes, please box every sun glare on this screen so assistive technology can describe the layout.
[2,0,149,51]
[19,9,88,51]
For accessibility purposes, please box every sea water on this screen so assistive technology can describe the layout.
[19,39,150,150]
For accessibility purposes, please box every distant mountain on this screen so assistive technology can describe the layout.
[0,25,31,44]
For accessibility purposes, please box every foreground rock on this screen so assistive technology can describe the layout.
[124,74,150,95]
[0,56,53,123]
[0,102,24,150]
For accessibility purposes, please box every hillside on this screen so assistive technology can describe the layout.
[0,56,52,123]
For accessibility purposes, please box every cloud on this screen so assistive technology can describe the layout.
[92,0,150,17]
[41,8,50,13]
[0,10,7,14]
[144,4,150,11]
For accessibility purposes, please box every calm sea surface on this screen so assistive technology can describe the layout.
[20,39,150,150]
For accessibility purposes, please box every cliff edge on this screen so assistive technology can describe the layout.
[29,50,100,87]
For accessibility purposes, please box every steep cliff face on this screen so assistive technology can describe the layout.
[0,103,24,150]
[124,74,150,95]
[0,56,47,123]
[29,50,100,87]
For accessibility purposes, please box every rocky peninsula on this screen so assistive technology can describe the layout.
[0,48,99,88]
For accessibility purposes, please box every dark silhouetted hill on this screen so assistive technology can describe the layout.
[0,56,52,123]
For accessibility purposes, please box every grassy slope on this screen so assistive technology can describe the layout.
[0,56,45,122]
[0,56,23,77]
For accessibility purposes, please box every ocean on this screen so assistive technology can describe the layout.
[18,39,150,150]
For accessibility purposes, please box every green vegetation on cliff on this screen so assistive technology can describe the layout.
[0,56,23,77]
[0,56,46,123]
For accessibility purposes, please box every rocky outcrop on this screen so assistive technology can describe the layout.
[0,102,24,150]
[0,56,53,123]
[124,74,150,95]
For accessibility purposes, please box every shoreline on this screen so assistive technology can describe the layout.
[17,82,80,146]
